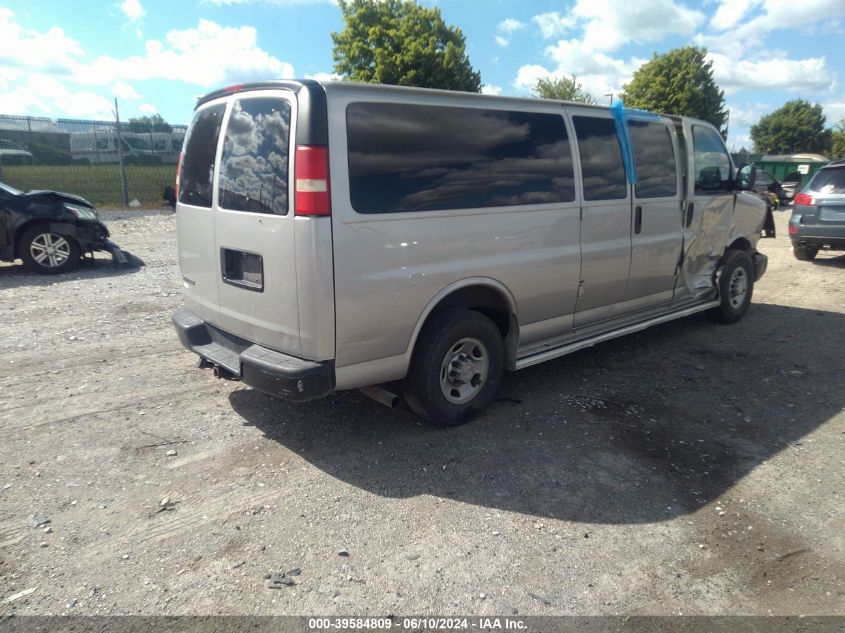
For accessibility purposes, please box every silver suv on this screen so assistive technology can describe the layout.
[789,161,845,260]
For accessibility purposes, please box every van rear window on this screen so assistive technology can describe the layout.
[179,104,225,208]
[346,103,575,214]
[218,98,291,215]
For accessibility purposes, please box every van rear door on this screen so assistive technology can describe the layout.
[177,100,226,326]
[178,89,315,359]
[211,91,303,356]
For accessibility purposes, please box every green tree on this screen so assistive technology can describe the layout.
[533,75,596,104]
[621,46,727,131]
[128,114,172,133]
[331,0,481,92]
[750,100,831,154]
[829,120,845,159]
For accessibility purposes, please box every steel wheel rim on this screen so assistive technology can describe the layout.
[439,337,489,405]
[728,267,748,309]
[30,233,71,268]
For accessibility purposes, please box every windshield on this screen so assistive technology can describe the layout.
[0,181,22,196]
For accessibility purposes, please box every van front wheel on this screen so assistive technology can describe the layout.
[709,249,754,324]
[404,308,504,427]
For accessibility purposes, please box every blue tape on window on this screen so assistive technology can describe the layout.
[611,100,664,186]
[611,99,637,185]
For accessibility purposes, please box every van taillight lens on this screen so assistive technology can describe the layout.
[175,151,182,203]
[295,145,330,216]
[793,192,815,206]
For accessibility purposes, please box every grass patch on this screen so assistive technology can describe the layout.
[0,164,176,207]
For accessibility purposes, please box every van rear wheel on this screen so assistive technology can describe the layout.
[709,249,754,324]
[403,308,504,427]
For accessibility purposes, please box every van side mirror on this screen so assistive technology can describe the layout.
[734,163,756,191]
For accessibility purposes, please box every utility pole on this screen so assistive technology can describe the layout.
[113,98,129,207]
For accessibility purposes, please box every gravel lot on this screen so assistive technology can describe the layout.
[1,209,843,616]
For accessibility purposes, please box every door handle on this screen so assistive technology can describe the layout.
[634,206,642,234]
[685,202,695,227]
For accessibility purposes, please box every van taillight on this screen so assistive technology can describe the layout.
[295,145,331,216]
[175,151,182,203]
[793,192,815,206]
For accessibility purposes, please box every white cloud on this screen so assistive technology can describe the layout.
[517,39,645,99]
[202,0,333,4]
[498,19,525,35]
[821,101,845,126]
[73,19,295,88]
[0,10,295,121]
[112,82,140,100]
[495,18,526,47]
[306,72,342,82]
[697,0,845,57]
[710,0,761,30]
[138,103,157,114]
[514,65,552,93]
[572,0,705,52]
[0,75,113,118]
[707,52,832,95]
[120,0,145,21]
[532,12,577,39]
[0,7,83,72]
[480,84,503,96]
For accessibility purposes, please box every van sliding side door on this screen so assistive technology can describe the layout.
[570,111,632,328]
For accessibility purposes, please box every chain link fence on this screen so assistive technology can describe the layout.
[0,114,187,208]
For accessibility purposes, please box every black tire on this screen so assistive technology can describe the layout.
[793,244,818,261]
[403,308,504,427]
[19,225,81,274]
[709,249,754,324]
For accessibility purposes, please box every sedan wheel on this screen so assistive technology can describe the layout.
[20,227,81,274]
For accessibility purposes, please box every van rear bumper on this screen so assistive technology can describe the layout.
[172,309,334,402]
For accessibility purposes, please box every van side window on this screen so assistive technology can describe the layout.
[179,104,225,208]
[573,116,628,201]
[218,98,291,215]
[627,120,677,198]
[346,103,575,214]
[692,126,731,193]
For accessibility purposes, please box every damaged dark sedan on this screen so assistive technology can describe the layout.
[0,181,133,274]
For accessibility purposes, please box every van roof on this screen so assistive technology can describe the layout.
[195,78,687,124]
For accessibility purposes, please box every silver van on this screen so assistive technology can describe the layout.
[172,80,767,426]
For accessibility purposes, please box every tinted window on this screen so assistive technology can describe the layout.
[693,126,731,193]
[179,104,225,208]
[179,104,226,207]
[573,116,627,201]
[218,98,291,215]
[627,120,677,198]
[346,103,575,214]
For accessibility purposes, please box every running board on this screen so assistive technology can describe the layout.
[514,300,721,370]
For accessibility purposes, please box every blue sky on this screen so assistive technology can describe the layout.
[1,0,844,150]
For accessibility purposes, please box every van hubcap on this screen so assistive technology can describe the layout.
[728,267,748,309]
[30,233,70,268]
[440,337,489,404]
